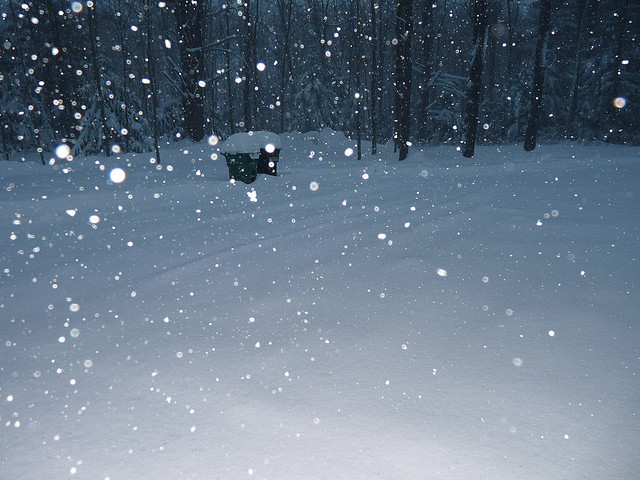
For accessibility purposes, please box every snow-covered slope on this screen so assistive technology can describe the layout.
[1,131,638,479]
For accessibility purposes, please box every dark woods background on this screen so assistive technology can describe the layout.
[0,0,638,162]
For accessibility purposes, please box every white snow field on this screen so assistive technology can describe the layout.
[1,131,638,480]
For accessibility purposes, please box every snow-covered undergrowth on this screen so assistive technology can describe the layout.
[1,131,638,479]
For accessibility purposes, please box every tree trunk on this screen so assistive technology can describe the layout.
[607,0,630,143]
[610,0,629,105]
[418,2,434,141]
[121,44,130,153]
[7,0,46,162]
[1,117,10,162]
[175,0,205,141]
[568,0,590,127]
[395,0,413,161]
[115,0,131,153]
[144,0,161,163]
[462,0,488,158]
[44,0,77,140]
[226,5,235,134]
[279,0,294,134]
[355,0,363,160]
[242,0,254,131]
[369,0,378,154]
[87,3,110,156]
[524,0,551,152]
[505,0,514,77]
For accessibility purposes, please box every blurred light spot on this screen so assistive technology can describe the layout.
[265,143,275,153]
[512,357,523,366]
[309,181,319,191]
[89,215,100,224]
[436,268,447,277]
[55,144,71,159]
[109,168,126,183]
[344,148,354,157]
[256,62,266,71]
[613,97,627,109]
[208,135,219,146]
[491,23,506,37]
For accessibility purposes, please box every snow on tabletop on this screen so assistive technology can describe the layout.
[220,131,282,155]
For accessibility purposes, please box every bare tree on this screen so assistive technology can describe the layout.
[524,0,551,151]
[354,0,363,160]
[225,3,235,134]
[174,0,205,141]
[369,0,379,154]
[144,0,161,163]
[395,0,413,161]
[462,0,488,158]
[87,2,110,156]
[43,0,78,141]
[277,0,294,133]
[568,0,593,131]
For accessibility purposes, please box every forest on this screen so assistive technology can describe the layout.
[1,0,638,162]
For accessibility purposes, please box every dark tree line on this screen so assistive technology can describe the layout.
[0,0,638,162]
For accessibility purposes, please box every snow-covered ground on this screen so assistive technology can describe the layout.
[1,131,638,479]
